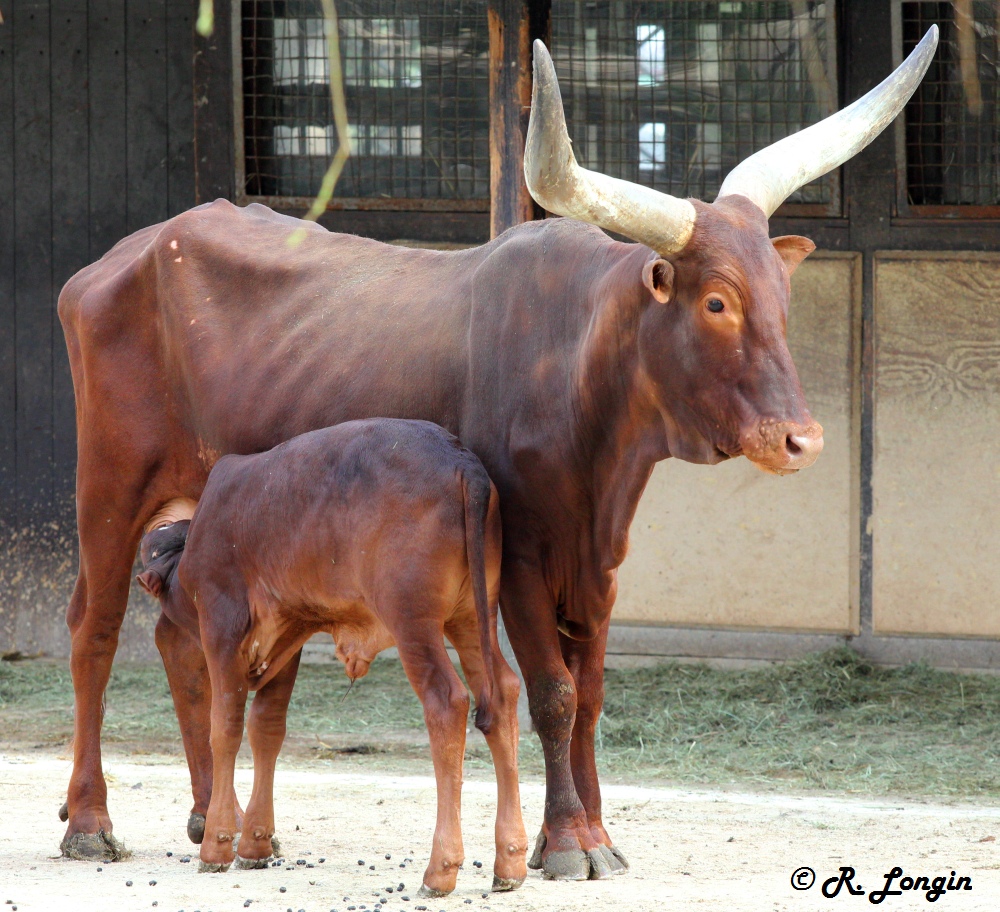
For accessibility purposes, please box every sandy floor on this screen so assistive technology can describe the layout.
[3,754,1000,912]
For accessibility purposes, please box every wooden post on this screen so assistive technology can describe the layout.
[488,0,551,239]
[193,1,234,204]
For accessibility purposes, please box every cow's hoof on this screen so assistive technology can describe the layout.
[527,830,546,870]
[234,854,273,870]
[586,847,617,879]
[417,884,451,899]
[58,801,69,823]
[187,813,206,844]
[608,844,629,872]
[198,859,231,873]
[60,830,131,862]
[541,849,590,881]
[491,874,525,892]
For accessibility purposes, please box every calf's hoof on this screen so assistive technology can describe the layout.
[491,874,525,892]
[198,860,231,873]
[58,801,69,823]
[187,813,206,844]
[234,854,273,870]
[60,830,130,862]
[417,884,451,899]
[270,836,283,857]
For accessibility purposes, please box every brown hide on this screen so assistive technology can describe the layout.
[58,198,820,876]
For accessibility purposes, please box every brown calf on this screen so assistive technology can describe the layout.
[136,418,527,896]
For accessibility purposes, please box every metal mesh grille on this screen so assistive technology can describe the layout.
[901,2,1000,208]
[241,0,490,205]
[550,1,838,209]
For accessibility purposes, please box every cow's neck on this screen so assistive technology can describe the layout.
[571,258,670,576]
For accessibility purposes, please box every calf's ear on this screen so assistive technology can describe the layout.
[136,569,165,598]
[772,236,816,276]
[642,256,674,303]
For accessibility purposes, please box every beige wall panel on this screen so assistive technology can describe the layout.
[614,253,859,633]
[873,254,1000,637]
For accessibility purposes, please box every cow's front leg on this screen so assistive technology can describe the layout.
[561,617,627,875]
[236,649,302,868]
[501,562,610,881]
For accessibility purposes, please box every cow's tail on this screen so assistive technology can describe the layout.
[461,462,500,736]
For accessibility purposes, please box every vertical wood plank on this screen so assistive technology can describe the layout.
[126,0,169,231]
[13,0,54,650]
[194,0,234,203]
[0,0,17,648]
[89,0,127,259]
[488,0,549,238]
[166,0,195,215]
[46,0,91,653]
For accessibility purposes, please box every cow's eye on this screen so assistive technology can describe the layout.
[707,298,725,313]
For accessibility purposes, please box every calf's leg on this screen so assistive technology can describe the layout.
[445,616,527,891]
[560,618,627,874]
[236,650,302,868]
[199,598,251,873]
[396,632,470,896]
[154,612,214,844]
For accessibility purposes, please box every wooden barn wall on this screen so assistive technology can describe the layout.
[1,0,1000,668]
[0,0,196,659]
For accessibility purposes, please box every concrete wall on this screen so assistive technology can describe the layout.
[872,253,1000,638]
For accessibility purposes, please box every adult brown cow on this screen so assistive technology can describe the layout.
[57,32,937,880]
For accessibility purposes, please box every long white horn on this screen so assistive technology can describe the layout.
[718,25,938,216]
[523,40,696,255]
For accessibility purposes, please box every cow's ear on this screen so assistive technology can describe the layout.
[642,257,674,304]
[136,569,164,598]
[772,236,815,276]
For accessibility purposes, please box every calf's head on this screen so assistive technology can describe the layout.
[136,521,190,600]
[524,30,938,474]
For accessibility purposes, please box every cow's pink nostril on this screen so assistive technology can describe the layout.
[787,433,824,465]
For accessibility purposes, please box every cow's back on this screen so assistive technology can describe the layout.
[61,201,492,481]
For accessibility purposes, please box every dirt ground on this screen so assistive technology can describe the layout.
[3,753,1000,912]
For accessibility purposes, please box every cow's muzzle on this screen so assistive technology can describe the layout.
[742,419,824,475]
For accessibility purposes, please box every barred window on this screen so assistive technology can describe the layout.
[550,1,839,213]
[898,1,1000,212]
[240,1,490,208]
[239,1,837,213]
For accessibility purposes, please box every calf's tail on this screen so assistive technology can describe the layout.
[461,464,499,736]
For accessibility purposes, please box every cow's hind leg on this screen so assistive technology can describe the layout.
[236,649,302,868]
[61,466,161,860]
[155,612,214,844]
[445,615,527,891]
[395,627,470,897]
[561,618,627,875]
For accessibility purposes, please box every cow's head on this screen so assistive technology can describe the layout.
[524,29,938,474]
